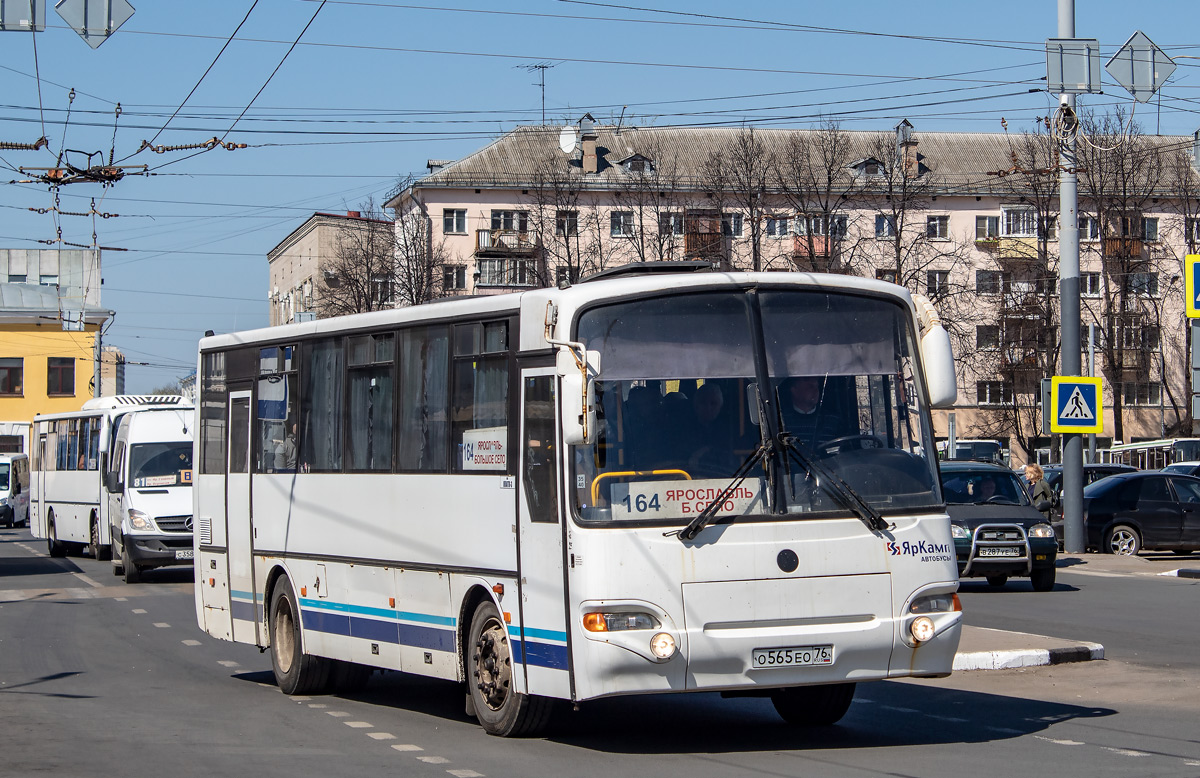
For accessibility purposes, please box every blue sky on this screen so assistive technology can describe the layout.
[1,1,1198,392]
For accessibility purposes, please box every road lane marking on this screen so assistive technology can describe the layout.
[1102,747,1149,757]
[72,573,103,588]
[153,622,170,628]
[391,745,423,752]
[447,771,484,778]
[417,756,449,764]
[115,597,127,601]
[1034,736,1084,746]
[132,608,147,614]
[345,721,372,728]
[217,660,240,668]
[308,704,328,709]
[326,711,351,718]
[368,733,395,740]
[181,639,201,646]
[293,696,311,701]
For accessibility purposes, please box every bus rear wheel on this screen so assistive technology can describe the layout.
[46,512,66,558]
[269,576,330,695]
[466,600,553,737]
[90,518,111,561]
[770,683,856,726]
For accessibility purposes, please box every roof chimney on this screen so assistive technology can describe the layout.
[894,119,918,178]
[347,211,361,218]
[579,113,599,174]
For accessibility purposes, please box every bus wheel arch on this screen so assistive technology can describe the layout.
[267,572,331,695]
[463,596,554,737]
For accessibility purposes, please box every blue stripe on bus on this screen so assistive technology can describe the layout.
[230,599,257,622]
[512,639,569,670]
[298,597,456,627]
[513,626,568,643]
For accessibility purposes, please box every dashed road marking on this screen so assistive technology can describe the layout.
[72,573,103,588]
[1102,747,1149,757]
[153,622,170,628]
[217,660,240,668]
[391,745,423,753]
[1034,736,1085,746]
[293,696,311,701]
[308,703,328,709]
[181,639,201,646]
[132,608,147,614]
[345,721,372,728]
[368,733,395,740]
[115,597,127,602]
[326,711,351,718]
[448,771,484,778]
[418,756,449,765]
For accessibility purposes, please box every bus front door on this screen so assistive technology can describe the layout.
[515,370,571,700]
[226,392,259,645]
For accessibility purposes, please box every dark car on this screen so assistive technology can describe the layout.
[1161,462,1200,477]
[1077,471,1200,556]
[940,461,1058,591]
[1044,463,1137,504]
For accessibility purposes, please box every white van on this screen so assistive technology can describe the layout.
[104,407,194,583]
[0,453,29,528]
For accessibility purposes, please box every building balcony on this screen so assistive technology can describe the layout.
[476,229,537,257]
[996,236,1041,262]
[685,231,727,258]
[792,235,839,258]
[1103,236,1143,258]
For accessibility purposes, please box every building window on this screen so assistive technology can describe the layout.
[976,215,1000,240]
[1001,208,1037,237]
[976,381,1013,406]
[1126,272,1159,297]
[659,212,685,236]
[721,212,743,237]
[40,274,59,286]
[875,214,896,238]
[443,265,467,291]
[442,209,467,234]
[1122,382,1161,407]
[555,210,579,236]
[875,268,898,284]
[7,274,26,283]
[765,216,790,237]
[47,357,74,396]
[975,269,1010,295]
[611,211,635,237]
[1120,323,1160,351]
[1188,218,1200,244]
[976,325,1000,350]
[478,258,535,287]
[0,358,22,396]
[926,269,950,297]
[926,215,950,239]
[1119,215,1159,241]
[1082,271,1101,297]
[1080,215,1101,240]
[490,210,528,233]
[1143,217,1159,242]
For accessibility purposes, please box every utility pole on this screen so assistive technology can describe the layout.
[1058,0,1086,554]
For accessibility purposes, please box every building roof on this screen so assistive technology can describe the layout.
[400,124,1193,199]
[0,282,112,324]
[267,211,394,261]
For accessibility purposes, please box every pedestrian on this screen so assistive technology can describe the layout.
[1024,463,1053,518]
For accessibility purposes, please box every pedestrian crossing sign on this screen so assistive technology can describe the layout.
[1186,254,1200,318]
[1050,376,1103,434]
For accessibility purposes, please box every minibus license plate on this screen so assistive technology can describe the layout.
[175,549,194,560]
[978,547,1020,557]
[752,645,833,668]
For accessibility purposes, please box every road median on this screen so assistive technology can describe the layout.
[954,625,1104,671]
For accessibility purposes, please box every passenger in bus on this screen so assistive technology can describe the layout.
[779,376,843,450]
[275,424,298,472]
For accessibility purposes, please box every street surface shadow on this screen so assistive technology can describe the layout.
[0,555,83,578]
[957,579,1080,593]
[297,672,1114,751]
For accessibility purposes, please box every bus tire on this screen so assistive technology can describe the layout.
[269,576,330,695]
[466,599,553,737]
[985,574,1008,587]
[90,517,112,561]
[111,538,124,575]
[329,660,372,694]
[123,558,141,584]
[770,682,856,726]
[47,512,66,558]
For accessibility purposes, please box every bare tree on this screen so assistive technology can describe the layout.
[611,132,692,264]
[700,127,773,271]
[318,200,399,318]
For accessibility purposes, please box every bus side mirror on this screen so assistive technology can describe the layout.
[557,348,601,446]
[920,323,957,409]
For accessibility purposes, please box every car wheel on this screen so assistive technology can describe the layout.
[771,683,856,726]
[123,557,141,584]
[1106,525,1141,556]
[1030,567,1056,592]
[466,599,554,737]
[985,574,1008,587]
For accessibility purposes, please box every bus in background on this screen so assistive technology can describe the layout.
[193,267,963,736]
[30,395,193,581]
[937,439,1008,466]
[1104,438,1200,470]
[0,453,30,528]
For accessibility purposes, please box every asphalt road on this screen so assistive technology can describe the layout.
[3,525,1200,778]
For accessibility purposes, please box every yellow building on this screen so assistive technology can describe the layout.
[0,282,112,452]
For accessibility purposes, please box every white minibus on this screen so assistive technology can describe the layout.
[0,453,30,527]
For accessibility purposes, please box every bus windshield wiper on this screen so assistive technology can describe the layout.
[779,435,891,533]
[669,442,771,542]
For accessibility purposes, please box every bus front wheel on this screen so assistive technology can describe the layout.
[269,576,330,695]
[466,600,553,737]
[770,683,856,726]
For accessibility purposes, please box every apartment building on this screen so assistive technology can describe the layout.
[373,119,1199,465]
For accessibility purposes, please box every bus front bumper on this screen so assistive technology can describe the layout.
[123,533,194,569]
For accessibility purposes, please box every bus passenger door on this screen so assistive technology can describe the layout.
[515,370,571,700]
[226,392,259,645]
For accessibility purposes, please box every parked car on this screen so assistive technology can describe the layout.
[1075,471,1200,556]
[1043,463,1137,503]
[1161,461,1200,477]
[940,461,1058,591]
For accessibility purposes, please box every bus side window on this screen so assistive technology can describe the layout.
[523,376,558,523]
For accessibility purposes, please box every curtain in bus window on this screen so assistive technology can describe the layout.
[452,355,508,472]
[349,365,394,471]
[301,339,344,471]
[87,418,100,470]
[398,327,449,471]
[200,352,228,475]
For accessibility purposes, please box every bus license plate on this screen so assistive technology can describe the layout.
[978,546,1020,557]
[175,549,194,560]
[751,645,833,668]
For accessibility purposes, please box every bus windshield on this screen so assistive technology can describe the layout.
[0,463,8,491]
[571,289,941,525]
[129,442,193,488]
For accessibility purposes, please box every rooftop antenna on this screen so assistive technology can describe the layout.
[517,62,556,125]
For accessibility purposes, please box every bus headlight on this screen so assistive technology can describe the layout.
[910,616,936,643]
[650,632,677,660]
[910,593,961,614]
[126,509,155,532]
[1028,524,1055,538]
[583,611,660,632]
[950,524,970,539]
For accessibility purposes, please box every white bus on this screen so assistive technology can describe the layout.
[1104,438,1200,470]
[193,268,963,736]
[30,395,193,570]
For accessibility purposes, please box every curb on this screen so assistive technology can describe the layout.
[953,642,1104,672]
[1161,569,1200,579]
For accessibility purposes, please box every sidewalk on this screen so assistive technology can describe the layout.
[954,625,1104,671]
